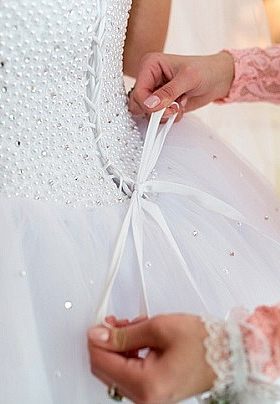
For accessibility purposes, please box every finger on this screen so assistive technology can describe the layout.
[104,316,131,328]
[89,346,148,399]
[162,103,180,120]
[174,108,184,123]
[88,317,166,352]
[178,94,188,113]
[132,55,169,111]
[128,93,145,116]
[104,316,116,327]
[130,315,148,324]
[91,367,129,402]
[184,95,211,113]
[143,66,199,113]
[104,315,147,328]
[92,367,139,404]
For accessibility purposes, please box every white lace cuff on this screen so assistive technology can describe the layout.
[202,308,280,403]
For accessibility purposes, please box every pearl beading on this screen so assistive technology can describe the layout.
[0,0,142,208]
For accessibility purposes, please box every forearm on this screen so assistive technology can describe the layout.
[221,46,280,104]
[123,0,171,77]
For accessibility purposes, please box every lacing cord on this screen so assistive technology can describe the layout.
[94,107,255,322]
[84,1,145,199]
[84,1,120,188]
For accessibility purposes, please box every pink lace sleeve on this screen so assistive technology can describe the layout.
[245,304,280,380]
[222,46,280,104]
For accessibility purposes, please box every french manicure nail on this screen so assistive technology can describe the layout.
[89,327,110,342]
[144,95,161,109]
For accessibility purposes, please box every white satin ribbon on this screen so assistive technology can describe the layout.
[95,107,246,322]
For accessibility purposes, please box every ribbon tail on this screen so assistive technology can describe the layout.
[142,199,208,309]
[144,113,177,177]
[131,196,150,317]
[144,180,246,223]
[95,200,134,323]
[145,181,280,249]
[138,107,178,182]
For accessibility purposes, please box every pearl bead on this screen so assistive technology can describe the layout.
[0,0,143,209]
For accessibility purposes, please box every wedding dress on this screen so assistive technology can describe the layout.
[1,1,280,403]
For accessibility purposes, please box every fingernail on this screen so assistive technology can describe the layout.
[144,95,161,109]
[89,327,110,342]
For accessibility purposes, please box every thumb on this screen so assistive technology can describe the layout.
[143,66,199,112]
[88,318,165,353]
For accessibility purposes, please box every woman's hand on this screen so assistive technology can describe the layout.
[129,51,234,121]
[88,314,215,403]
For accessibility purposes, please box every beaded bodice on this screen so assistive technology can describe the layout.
[0,0,143,207]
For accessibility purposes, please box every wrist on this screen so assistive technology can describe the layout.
[214,51,235,100]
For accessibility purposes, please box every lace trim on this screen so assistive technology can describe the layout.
[203,316,240,400]
[202,308,280,403]
[222,46,280,104]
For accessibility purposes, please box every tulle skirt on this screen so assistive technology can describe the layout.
[1,115,280,403]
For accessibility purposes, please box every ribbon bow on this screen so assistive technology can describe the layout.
[96,107,246,322]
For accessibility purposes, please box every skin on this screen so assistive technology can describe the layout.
[128,51,235,121]
[123,0,171,78]
[88,314,216,403]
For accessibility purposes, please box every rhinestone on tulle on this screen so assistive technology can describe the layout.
[145,261,152,269]
[64,301,73,310]
[54,370,62,378]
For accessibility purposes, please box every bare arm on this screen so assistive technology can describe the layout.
[124,0,171,78]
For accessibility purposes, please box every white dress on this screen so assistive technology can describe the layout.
[1,1,280,403]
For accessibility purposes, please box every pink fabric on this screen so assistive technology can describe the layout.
[243,305,280,380]
[222,46,280,104]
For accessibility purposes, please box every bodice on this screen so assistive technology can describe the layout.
[0,0,143,207]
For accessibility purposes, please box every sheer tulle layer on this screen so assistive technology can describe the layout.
[1,115,280,403]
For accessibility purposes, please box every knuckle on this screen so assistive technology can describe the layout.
[149,316,161,334]
[159,84,176,100]
[149,316,165,337]
[181,64,191,76]
[141,52,161,64]
[132,87,141,102]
